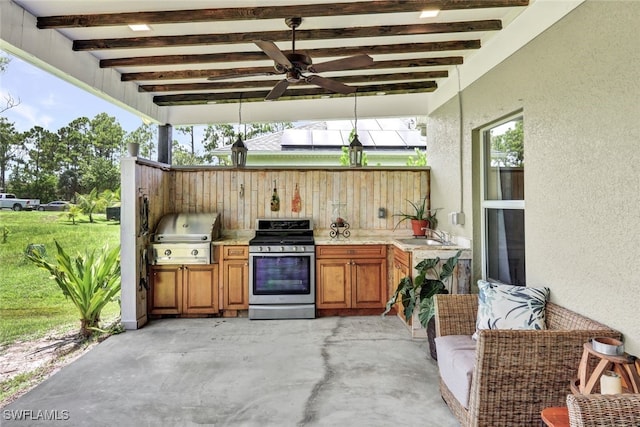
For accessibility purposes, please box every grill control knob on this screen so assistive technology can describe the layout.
[164,249,172,256]
[191,249,199,256]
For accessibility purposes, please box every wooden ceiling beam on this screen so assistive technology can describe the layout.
[73,21,501,51]
[122,57,462,82]
[38,1,528,29]
[139,71,449,93]
[153,82,438,106]
[101,40,480,68]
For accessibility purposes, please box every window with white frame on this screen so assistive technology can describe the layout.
[480,114,525,285]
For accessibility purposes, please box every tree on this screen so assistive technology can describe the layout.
[125,123,156,159]
[89,113,125,162]
[76,188,106,223]
[80,157,120,194]
[176,125,195,155]
[0,54,20,113]
[202,124,235,165]
[491,120,523,167]
[0,117,22,191]
[172,140,202,166]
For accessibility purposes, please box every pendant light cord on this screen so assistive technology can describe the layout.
[238,94,243,139]
[354,91,358,132]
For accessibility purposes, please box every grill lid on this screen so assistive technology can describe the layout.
[153,212,221,243]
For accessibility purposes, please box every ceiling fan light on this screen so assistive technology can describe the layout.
[419,9,440,18]
[128,24,151,32]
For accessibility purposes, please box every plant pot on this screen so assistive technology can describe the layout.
[427,316,438,360]
[127,142,140,157]
[411,219,428,236]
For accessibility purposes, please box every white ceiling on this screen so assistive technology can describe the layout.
[1,0,584,125]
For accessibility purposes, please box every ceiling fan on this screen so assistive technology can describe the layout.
[254,17,374,101]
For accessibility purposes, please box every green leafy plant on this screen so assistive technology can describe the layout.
[26,241,121,337]
[406,148,427,166]
[393,197,428,230]
[383,250,462,328]
[66,204,82,225]
[1,226,9,243]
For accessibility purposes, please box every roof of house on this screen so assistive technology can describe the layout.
[215,118,425,153]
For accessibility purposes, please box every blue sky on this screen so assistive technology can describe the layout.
[0,51,147,134]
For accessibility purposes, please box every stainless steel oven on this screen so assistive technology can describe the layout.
[248,218,315,319]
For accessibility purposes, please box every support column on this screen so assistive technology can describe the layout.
[158,124,172,164]
[120,157,147,329]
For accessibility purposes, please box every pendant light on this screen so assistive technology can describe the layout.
[231,94,248,167]
[349,91,363,167]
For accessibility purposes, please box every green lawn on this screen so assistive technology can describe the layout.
[0,211,121,345]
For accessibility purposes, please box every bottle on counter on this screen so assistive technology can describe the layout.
[270,181,280,211]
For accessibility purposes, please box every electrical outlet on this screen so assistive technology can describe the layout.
[450,212,465,225]
[378,207,386,219]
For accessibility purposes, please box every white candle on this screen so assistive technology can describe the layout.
[600,370,622,394]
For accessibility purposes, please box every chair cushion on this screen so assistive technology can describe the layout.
[474,280,550,339]
[435,335,476,409]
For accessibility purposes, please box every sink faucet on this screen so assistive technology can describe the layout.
[421,228,451,244]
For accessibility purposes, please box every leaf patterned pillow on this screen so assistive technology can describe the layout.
[474,280,550,339]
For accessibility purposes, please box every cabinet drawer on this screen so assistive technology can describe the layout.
[316,245,386,259]
[392,246,411,268]
[223,245,248,259]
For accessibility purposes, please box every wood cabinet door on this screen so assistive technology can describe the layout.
[316,259,350,309]
[392,261,412,322]
[351,258,387,308]
[149,265,182,315]
[223,259,249,309]
[183,264,218,314]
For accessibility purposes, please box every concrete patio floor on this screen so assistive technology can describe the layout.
[2,316,458,427]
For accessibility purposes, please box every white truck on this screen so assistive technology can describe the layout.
[0,193,40,211]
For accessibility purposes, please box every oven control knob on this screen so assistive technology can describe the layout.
[191,249,199,256]
[164,249,172,256]
[280,246,285,252]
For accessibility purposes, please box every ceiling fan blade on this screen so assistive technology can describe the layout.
[254,40,293,69]
[306,75,356,95]
[265,79,290,100]
[309,54,374,73]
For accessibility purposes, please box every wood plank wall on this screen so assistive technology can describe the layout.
[136,164,430,232]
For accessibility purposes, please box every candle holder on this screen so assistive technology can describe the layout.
[330,202,350,239]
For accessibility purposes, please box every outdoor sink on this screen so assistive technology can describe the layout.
[395,238,451,246]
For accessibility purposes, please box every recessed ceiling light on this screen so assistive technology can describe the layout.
[128,24,151,32]
[419,9,440,18]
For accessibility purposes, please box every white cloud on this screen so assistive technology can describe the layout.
[40,92,57,108]
[1,88,54,130]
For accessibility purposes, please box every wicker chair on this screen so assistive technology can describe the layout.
[567,393,640,427]
[433,294,621,427]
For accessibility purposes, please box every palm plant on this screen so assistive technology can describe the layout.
[66,204,82,224]
[27,241,121,337]
[75,188,106,223]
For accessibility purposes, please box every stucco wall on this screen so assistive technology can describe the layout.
[427,1,640,353]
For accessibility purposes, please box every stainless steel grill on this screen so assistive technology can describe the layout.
[149,213,221,265]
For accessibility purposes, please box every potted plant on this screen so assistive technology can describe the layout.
[382,250,462,360]
[394,197,429,236]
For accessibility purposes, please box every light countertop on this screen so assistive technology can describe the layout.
[213,233,471,256]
